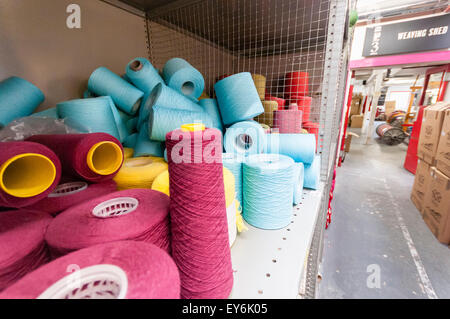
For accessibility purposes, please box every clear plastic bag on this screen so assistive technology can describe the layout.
[0,116,90,142]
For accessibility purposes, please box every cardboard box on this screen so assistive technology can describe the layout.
[344,132,359,152]
[435,108,450,178]
[350,115,364,128]
[384,101,396,116]
[350,94,362,116]
[422,167,450,244]
[350,103,360,116]
[417,102,450,165]
[410,159,430,214]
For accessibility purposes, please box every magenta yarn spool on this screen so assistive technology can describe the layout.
[166,127,233,299]
[45,189,170,257]
[273,109,303,133]
[0,142,61,208]
[26,133,123,183]
[0,210,52,291]
[0,241,180,299]
[26,180,117,216]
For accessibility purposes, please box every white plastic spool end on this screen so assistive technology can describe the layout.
[92,197,139,218]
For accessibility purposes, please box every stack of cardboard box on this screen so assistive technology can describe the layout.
[350,93,362,116]
[350,115,364,128]
[411,102,450,245]
[350,93,364,128]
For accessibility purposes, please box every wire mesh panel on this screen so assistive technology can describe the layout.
[147,0,344,181]
[144,0,349,298]
[304,0,349,298]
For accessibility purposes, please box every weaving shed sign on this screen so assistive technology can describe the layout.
[363,13,450,57]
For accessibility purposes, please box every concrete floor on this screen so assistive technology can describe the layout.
[318,127,450,299]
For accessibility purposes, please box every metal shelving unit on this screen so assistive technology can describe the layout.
[0,0,348,298]
[230,184,324,299]
[104,0,350,298]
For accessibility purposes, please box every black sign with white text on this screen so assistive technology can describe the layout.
[363,14,450,57]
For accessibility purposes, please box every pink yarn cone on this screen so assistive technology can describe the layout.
[45,189,170,257]
[273,109,303,133]
[26,180,117,216]
[166,127,233,299]
[0,142,61,208]
[0,210,52,291]
[26,133,123,183]
[0,241,180,299]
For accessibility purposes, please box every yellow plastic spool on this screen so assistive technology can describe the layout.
[0,153,56,198]
[181,123,206,132]
[151,169,170,197]
[123,148,134,159]
[223,167,235,208]
[234,199,248,233]
[113,156,167,190]
[151,167,236,207]
[86,142,123,176]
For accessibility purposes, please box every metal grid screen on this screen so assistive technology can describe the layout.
[144,0,348,298]
[147,0,341,181]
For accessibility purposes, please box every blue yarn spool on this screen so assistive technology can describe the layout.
[162,58,205,100]
[103,96,128,142]
[0,77,45,127]
[134,123,164,157]
[148,105,213,142]
[214,72,264,125]
[136,93,152,130]
[31,107,58,119]
[126,58,164,94]
[137,83,203,130]
[293,163,304,205]
[57,97,120,140]
[243,154,295,230]
[123,133,138,149]
[224,121,266,156]
[199,99,223,132]
[222,153,244,207]
[117,109,133,123]
[265,133,316,164]
[122,74,131,83]
[304,155,321,190]
[127,117,138,134]
[88,67,144,115]
[151,83,203,112]
[83,90,97,98]
[164,148,168,162]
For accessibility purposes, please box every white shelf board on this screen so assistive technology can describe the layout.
[230,182,325,299]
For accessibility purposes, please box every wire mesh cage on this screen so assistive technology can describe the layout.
[146,0,344,174]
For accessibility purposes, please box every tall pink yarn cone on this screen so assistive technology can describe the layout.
[166,127,233,299]
[0,241,180,299]
[0,210,52,291]
[45,189,171,257]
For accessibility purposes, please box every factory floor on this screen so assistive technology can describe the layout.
[318,126,450,299]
